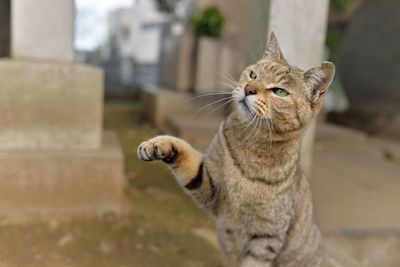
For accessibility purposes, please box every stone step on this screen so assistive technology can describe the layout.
[312,123,400,233]
[0,59,103,150]
[0,130,124,222]
[163,114,223,151]
[323,233,400,267]
[141,86,195,126]
[141,85,230,129]
[315,122,368,146]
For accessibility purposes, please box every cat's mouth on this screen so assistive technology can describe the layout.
[239,99,252,113]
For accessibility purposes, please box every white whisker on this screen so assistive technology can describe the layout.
[203,98,235,118]
[254,116,263,139]
[265,116,273,153]
[248,49,259,63]
[192,96,233,118]
[242,116,260,144]
[241,112,257,132]
[213,81,240,90]
[235,111,254,128]
[185,92,232,102]
[226,101,235,113]
[216,72,240,87]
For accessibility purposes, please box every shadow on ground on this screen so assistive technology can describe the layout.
[0,101,226,267]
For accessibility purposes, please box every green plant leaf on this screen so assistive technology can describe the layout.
[189,5,224,38]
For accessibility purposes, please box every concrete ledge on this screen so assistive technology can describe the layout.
[0,59,103,150]
[312,124,400,233]
[141,86,193,128]
[0,130,125,221]
[165,115,222,151]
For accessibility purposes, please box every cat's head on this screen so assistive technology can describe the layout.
[234,32,335,135]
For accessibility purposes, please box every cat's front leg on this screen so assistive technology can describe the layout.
[137,135,218,209]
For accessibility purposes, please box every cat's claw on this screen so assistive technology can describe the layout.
[137,137,178,163]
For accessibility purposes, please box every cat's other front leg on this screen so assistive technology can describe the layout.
[137,135,218,209]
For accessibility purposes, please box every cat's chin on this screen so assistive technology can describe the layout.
[238,100,252,115]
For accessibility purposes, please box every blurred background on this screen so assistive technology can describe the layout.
[0,0,399,266]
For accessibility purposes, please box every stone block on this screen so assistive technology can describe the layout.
[0,59,103,150]
[175,32,196,92]
[195,37,220,93]
[312,124,400,232]
[11,0,74,61]
[141,86,194,128]
[215,41,246,91]
[164,115,222,151]
[0,131,124,221]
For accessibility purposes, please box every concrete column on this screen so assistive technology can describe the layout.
[248,0,330,175]
[11,0,74,61]
[267,1,330,69]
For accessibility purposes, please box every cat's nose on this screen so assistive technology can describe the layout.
[244,84,257,96]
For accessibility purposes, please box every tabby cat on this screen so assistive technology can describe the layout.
[137,32,335,267]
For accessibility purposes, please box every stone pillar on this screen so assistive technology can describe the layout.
[248,0,330,174]
[11,0,74,61]
[195,37,221,93]
[0,0,124,221]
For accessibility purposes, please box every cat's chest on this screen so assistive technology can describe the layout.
[218,158,294,210]
[217,172,294,233]
[220,169,286,214]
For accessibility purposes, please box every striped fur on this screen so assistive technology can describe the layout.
[137,33,334,267]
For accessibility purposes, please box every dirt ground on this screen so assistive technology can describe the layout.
[0,101,226,267]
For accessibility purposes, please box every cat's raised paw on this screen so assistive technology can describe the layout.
[137,137,178,163]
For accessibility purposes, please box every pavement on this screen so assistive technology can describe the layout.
[312,123,400,267]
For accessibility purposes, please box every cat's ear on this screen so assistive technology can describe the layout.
[264,32,288,64]
[304,61,335,104]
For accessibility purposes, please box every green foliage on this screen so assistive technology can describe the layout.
[326,27,344,61]
[326,0,359,60]
[190,6,224,38]
[153,0,180,14]
[330,0,358,15]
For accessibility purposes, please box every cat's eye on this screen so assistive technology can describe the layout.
[249,71,257,80]
[272,87,289,97]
